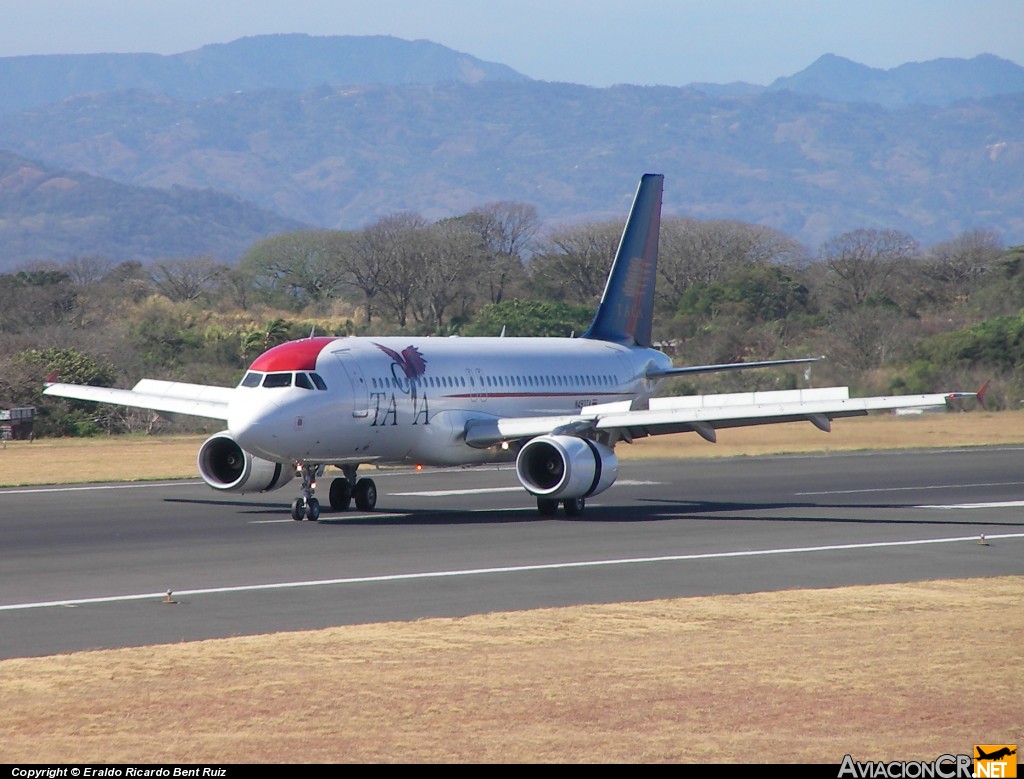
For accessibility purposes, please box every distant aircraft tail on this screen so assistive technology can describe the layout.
[582,173,663,347]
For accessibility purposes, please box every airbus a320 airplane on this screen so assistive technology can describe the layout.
[45,174,966,520]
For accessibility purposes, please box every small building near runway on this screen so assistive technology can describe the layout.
[0,406,35,440]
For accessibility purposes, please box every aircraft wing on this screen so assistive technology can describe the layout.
[43,379,233,421]
[463,386,958,448]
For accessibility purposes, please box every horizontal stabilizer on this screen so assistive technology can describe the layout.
[647,356,823,379]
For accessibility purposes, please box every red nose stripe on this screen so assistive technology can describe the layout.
[249,337,338,371]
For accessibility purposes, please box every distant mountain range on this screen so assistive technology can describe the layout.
[769,52,1024,107]
[694,53,1024,107]
[0,36,1021,269]
[0,34,528,115]
[0,150,304,266]
[3,38,1016,116]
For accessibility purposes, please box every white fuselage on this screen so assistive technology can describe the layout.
[227,335,672,467]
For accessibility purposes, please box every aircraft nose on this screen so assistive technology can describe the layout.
[228,396,287,461]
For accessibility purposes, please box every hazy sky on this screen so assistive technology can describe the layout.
[1,0,1021,86]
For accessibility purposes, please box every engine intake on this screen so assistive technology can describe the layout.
[515,435,618,499]
[197,431,294,493]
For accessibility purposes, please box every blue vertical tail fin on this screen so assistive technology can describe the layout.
[581,173,663,347]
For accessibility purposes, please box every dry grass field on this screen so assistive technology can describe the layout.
[1,579,1020,763]
[2,411,1021,763]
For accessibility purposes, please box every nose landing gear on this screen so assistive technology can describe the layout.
[290,462,325,521]
[291,496,320,521]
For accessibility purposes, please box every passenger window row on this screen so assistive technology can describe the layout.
[370,373,619,391]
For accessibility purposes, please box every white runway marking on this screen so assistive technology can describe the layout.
[4,532,1023,612]
[0,481,203,495]
[391,480,661,497]
[251,513,409,524]
[391,486,523,497]
[796,481,1024,496]
[921,500,1024,510]
[309,513,407,522]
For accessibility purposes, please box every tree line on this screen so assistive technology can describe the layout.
[0,199,1018,437]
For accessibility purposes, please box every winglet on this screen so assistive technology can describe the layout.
[44,370,59,387]
[582,173,664,347]
[976,379,990,408]
[945,380,990,408]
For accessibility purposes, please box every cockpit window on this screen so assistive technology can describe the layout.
[310,372,327,390]
[294,372,314,390]
[263,373,293,388]
[240,372,262,388]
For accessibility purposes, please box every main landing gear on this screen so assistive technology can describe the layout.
[536,496,585,517]
[326,465,378,512]
[291,463,377,521]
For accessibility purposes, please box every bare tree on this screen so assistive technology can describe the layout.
[461,201,538,304]
[64,258,153,329]
[220,265,256,311]
[0,264,79,333]
[357,212,429,328]
[64,256,113,287]
[416,218,487,331]
[528,220,624,306]
[150,256,228,303]
[819,228,919,311]
[825,306,911,371]
[237,231,349,311]
[926,227,1003,302]
[338,224,391,325]
[658,218,804,309]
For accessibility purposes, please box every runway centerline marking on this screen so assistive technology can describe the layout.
[3,532,1023,612]
[796,481,1024,496]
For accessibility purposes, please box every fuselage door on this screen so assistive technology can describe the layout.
[333,349,370,418]
[466,368,484,402]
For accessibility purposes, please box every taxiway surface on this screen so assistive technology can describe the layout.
[2,446,1023,658]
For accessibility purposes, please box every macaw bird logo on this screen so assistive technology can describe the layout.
[375,343,428,379]
[374,343,431,424]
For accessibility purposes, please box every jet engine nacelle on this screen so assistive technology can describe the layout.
[197,431,294,493]
[515,435,618,500]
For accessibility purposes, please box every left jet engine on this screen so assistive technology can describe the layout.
[197,431,294,493]
[515,434,618,500]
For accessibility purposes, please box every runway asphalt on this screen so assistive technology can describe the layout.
[2,445,1023,658]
